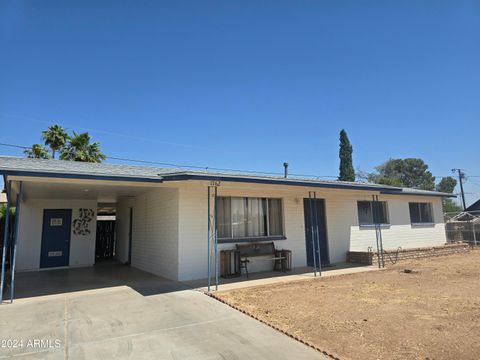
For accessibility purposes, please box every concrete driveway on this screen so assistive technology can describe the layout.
[0,264,325,359]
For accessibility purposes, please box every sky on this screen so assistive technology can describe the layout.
[0,0,479,205]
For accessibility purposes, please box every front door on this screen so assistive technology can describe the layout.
[303,198,330,267]
[40,209,72,268]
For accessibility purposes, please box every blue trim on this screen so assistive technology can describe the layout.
[0,170,163,183]
[218,236,287,244]
[161,174,401,192]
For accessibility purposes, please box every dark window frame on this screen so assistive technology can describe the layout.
[357,200,390,226]
[409,202,434,224]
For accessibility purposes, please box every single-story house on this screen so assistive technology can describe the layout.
[1,156,453,285]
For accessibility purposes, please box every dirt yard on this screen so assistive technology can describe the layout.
[215,251,480,360]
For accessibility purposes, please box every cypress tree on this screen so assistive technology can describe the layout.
[338,129,355,181]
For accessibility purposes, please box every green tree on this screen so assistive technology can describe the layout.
[338,129,355,181]
[442,199,462,213]
[436,177,457,193]
[436,176,461,213]
[23,144,52,159]
[42,125,69,158]
[368,158,436,190]
[60,132,106,163]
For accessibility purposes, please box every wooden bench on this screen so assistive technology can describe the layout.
[235,242,288,278]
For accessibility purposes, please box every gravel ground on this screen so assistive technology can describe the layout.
[216,250,480,360]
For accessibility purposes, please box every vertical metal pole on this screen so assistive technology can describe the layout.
[214,186,219,291]
[313,192,322,276]
[376,195,385,268]
[0,181,11,304]
[207,186,211,292]
[372,195,382,268]
[10,182,22,303]
[308,192,317,277]
[373,195,385,268]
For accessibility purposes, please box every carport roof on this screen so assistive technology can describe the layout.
[0,156,455,197]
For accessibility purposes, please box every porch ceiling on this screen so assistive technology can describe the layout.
[13,178,151,203]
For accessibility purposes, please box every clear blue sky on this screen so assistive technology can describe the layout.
[1,1,479,205]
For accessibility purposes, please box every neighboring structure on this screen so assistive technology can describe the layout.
[0,156,453,286]
[445,198,480,245]
[466,199,480,212]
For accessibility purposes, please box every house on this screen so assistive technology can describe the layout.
[0,156,453,286]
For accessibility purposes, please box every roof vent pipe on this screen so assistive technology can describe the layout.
[283,162,289,178]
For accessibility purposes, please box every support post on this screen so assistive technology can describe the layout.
[372,195,382,268]
[372,195,385,268]
[313,192,322,276]
[207,186,211,292]
[214,186,218,291]
[9,181,22,303]
[0,181,11,304]
[308,192,317,277]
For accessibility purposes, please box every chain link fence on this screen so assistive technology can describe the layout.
[444,210,480,246]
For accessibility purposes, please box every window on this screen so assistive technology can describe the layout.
[216,197,284,240]
[409,202,433,224]
[357,201,389,225]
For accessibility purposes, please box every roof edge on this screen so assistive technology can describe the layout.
[161,173,406,192]
[1,169,164,183]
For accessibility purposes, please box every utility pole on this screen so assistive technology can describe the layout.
[452,168,467,211]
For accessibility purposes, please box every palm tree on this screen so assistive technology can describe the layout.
[23,144,52,159]
[59,132,106,163]
[42,125,69,158]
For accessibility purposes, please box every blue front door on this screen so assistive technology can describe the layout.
[303,198,330,267]
[40,209,72,268]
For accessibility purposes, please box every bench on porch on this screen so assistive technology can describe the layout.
[235,242,291,278]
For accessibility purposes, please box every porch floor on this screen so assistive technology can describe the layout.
[186,262,378,292]
[9,261,187,300]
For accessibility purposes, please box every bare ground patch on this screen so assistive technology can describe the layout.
[215,251,480,360]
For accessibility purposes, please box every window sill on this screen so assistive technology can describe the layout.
[218,236,287,244]
[359,224,391,229]
[411,223,435,228]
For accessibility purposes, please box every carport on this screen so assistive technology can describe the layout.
[0,157,174,303]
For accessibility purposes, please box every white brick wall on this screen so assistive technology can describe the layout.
[16,198,97,271]
[349,194,446,251]
[175,181,447,281]
[115,198,134,264]
[130,188,179,280]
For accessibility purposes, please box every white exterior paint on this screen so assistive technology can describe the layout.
[174,181,447,281]
[11,177,447,281]
[16,199,97,271]
[115,198,134,264]
[128,188,179,280]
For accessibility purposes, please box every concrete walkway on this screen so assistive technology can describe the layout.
[0,264,326,359]
[188,263,378,292]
